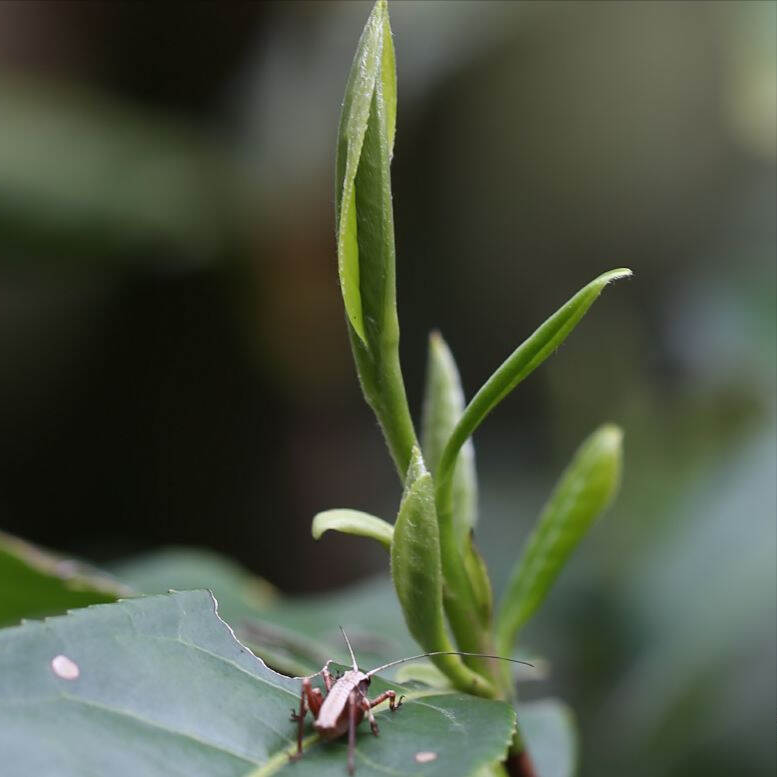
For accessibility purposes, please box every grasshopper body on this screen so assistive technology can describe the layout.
[291,656,402,774]
[288,628,530,774]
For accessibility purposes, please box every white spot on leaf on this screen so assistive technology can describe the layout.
[51,654,79,680]
[415,751,437,763]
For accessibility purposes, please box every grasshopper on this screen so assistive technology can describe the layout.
[289,627,531,774]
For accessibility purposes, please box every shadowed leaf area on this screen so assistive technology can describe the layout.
[0,530,126,627]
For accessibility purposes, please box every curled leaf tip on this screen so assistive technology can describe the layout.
[596,423,624,449]
[601,268,633,283]
[311,509,394,550]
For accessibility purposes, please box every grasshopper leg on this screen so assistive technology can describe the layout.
[368,689,404,712]
[358,693,379,736]
[347,690,358,776]
[321,661,334,692]
[290,678,323,760]
[359,689,404,738]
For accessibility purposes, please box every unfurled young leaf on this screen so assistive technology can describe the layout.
[312,509,394,550]
[496,424,624,655]
[422,331,479,546]
[421,333,493,634]
[463,533,494,628]
[390,447,494,697]
[335,0,416,478]
[436,269,631,516]
[433,270,630,658]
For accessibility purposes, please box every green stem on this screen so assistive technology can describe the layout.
[349,327,417,480]
[379,343,418,479]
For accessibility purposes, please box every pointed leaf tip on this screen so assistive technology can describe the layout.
[600,267,632,283]
[436,267,632,514]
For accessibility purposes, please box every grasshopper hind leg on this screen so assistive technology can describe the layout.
[290,677,323,760]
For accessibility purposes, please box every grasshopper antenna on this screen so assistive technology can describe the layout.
[365,651,534,678]
[339,625,359,670]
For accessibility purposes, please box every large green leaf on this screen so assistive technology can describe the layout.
[496,425,623,655]
[0,530,127,626]
[0,590,516,777]
[111,546,277,622]
[112,547,331,676]
[335,0,417,478]
[401,672,577,777]
[113,548,416,675]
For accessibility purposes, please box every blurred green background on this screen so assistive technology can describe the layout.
[0,2,774,776]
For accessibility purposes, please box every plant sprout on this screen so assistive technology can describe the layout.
[313,2,630,773]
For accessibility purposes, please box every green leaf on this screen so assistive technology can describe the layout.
[422,331,479,547]
[463,533,494,628]
[433,270,630,666]
[422,334,495,656]
[284,687,516,777]
[391,448,494,697]
[114,548,413,673]
[334,0,397,343]
[335,0,417,478]
[496,425,624,655]
[111,548,323,674]
[111,546,277,622]
[311,509,394,549]
[379,6,397,157]
[0,590,517,777]
[517,699,578,777]
[111,547,310,672]
[436,269,631,520]
[0,530,127,626]
[395,662,452,689]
